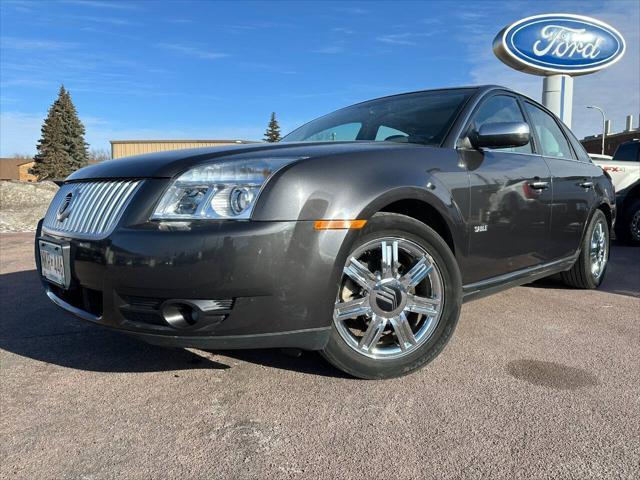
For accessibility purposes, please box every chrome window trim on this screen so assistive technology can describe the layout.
[456,147,544,158]
[542,155,588,163]
[458,148,595,164]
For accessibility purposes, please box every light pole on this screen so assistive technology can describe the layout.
[587,105,606,155]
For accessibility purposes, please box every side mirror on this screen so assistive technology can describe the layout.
[469,122,531,149]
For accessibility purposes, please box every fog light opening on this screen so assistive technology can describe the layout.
[161,302,200,329]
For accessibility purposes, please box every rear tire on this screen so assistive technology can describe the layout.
[615,199,640,246]
[561,209,610,289]
[321,213,462,379]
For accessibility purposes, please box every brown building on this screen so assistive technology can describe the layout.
[110,139,258,159]
[581,114,639,156]
[0,158,36,182]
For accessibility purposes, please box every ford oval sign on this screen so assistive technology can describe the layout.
[493,14,626,76]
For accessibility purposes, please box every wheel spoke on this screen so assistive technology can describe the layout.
[334,236,445,360]
[389,313,417,351]
[399,256,432,288]
[381,240,399,279]
[334,296,371,321]
[406,293,440,316]
[344,257,376,290]
[358,315,386,352]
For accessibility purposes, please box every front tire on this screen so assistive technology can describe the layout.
[561,209,610,289]
[321,213,462,379]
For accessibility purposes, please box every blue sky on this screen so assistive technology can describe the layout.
[1,0,638,156]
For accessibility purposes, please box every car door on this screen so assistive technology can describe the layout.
[457,93,553,283]
[522,101,599,260]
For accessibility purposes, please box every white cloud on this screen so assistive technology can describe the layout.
[155,43,230,60]
[377,31,440,46]
[61,0,141,9]
[0,36,77,50]
[0,111,264,157]
[334,7,369,15]
[224,21,293,34]
[312,45,344,54]
[0,111,43,157]
[236,61,296,75]
[164,18,193,24]
[91,125,264,145]
[333,27,355,35]
[466,3,640,138]
[65,13,140,27]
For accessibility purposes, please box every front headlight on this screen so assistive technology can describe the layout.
[151,158,301,220]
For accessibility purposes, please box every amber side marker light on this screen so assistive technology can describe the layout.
[314,219,368,230]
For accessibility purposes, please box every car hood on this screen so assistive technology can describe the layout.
[67,141,413,181]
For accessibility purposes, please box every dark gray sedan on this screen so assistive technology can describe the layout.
[36,86,615,378]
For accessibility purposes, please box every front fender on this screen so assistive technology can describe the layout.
[252,146,468,252]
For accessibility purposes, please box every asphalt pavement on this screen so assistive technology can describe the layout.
[1,232,639,479]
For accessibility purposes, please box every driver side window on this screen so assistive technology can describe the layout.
[470,95,532,154]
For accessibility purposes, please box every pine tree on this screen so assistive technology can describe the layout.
[263,112,281,143]
[31,86,89,180]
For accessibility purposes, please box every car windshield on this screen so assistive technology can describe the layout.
[281,89,474,146]
[613,141,639,162]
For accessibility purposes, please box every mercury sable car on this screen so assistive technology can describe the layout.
[36,86,615,379]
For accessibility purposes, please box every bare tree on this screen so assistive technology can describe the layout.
[88,148,111,163]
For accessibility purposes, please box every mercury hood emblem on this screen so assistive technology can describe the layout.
[56,190,78,222]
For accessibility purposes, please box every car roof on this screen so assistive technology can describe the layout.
[344,85,500,107]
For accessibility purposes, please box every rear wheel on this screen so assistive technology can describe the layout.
[321,213,462,379]
[561,209,610,289]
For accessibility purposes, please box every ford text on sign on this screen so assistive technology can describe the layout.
[493,14,625,76]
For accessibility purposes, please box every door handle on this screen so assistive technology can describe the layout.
[579,181,594,189]
[528,180,549,190]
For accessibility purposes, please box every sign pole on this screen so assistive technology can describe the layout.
[542,74,573,127]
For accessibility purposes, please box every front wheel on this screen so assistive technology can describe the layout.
[561,209,610,289]
[321,213,462,379]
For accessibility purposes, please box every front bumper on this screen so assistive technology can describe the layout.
[36,219,352,350]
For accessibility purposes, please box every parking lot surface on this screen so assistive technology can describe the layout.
[1,232,639,479]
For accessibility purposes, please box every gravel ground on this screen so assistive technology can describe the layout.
[1,232,639,479]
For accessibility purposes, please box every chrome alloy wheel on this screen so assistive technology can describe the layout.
[590,220,608,280]
[333,237,444,360]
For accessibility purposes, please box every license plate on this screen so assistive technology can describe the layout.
[39,240,67,287]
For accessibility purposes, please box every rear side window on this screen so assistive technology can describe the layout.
[524,102,575,159]
[564,126,592,163]
[613,142,640,162]
[469,95,532,154]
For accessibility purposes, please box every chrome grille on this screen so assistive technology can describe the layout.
[43,180,142,239]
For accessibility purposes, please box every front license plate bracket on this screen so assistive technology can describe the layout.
[38,239,71,289]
